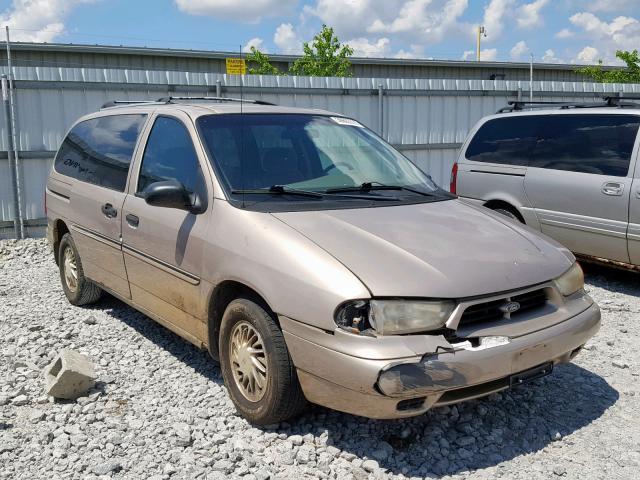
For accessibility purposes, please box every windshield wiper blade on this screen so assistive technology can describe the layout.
[231,185,324,198]
[232,185,399,201]
[326,182,435,197]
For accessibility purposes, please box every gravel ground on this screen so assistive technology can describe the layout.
[1,238,638,480]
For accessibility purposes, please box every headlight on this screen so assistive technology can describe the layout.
[369,300,455,335]
[555,262,584,296]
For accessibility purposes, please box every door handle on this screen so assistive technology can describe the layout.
[125,213,139,228]
[101,203,118,218]
[601,182,624,196]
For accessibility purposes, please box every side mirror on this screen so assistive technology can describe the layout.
[142,180,204,214]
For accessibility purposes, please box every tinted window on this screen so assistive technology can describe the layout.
[465,116,540,165]
[197,114,437,192]
[54,114,146,191]
[530,115,640,176]
[137,117,205,195]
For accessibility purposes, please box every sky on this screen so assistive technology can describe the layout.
[0,0,638,65]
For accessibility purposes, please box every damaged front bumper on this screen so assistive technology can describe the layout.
[377,302,600,397]
[281,301,601,419]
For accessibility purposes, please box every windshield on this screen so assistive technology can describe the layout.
[197,114,439,194]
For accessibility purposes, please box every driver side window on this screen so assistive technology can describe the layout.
[137,116,206,196]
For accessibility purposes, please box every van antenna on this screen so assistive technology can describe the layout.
[239,44,245,209]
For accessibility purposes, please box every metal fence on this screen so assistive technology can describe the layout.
[2,64,640,237]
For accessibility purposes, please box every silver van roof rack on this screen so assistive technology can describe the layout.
[100,100,161,109]
[101,96,277,110]
[157,96,276,106]
[497,94,640,114]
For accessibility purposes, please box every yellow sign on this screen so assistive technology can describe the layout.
[226,58,246,75]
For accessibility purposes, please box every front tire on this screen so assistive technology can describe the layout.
[219,298,306,425]
[58,233,102,306]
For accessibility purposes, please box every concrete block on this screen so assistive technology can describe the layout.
[44,349,95,399]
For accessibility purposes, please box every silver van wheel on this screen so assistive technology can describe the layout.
[230,321,268,402]
[63,247,79,292]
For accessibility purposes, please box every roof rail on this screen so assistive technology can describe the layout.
[497,94,640,114]
[603,93,640,107]
[496,100,609,114]
[157,96,276,106]
[101,100,160,109]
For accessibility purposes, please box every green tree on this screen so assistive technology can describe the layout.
[577,50,640,83]
[246,46,284,75]
[289,25,354,77]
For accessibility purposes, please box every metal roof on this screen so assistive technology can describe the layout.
[3,41,624,72]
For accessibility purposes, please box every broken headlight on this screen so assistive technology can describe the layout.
[554,262,584,296]
[335,299,455,335]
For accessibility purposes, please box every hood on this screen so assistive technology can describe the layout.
[272,199,573,299]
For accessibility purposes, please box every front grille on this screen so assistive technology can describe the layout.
[511,289,548,314]
[458,288,548,327]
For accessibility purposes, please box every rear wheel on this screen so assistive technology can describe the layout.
[58,233,102,306]
[219,298,306,424]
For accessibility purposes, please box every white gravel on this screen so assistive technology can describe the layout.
[1,238,639,480]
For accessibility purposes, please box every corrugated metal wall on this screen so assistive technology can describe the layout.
[1,64,639,237]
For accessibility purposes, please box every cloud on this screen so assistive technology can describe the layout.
[482,0,514,41]
[570,12,640,63]
[480,48,498,61]
[479,0,548,42]
[576,0,638,12]
[462,48,498,61]
[243,38,266,53]
[576,46,599,63]
[394,44,426,59]
[305,0,468,46]
[555,28,574,39]
[367,0,468,45]
[510,40,529,60]
[541,49,563,63]
[0,0,94,42]
[175,0,297,23]
[273,23,302,54]
[347,37,391,57]
[516,0,548,29]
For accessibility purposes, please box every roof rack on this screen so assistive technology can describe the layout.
[157,96,276,106]
[100,100,161,109]
[101,96,277,110]
[603,93,640,106]
[497,94,640,114]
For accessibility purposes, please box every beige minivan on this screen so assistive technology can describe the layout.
[46,98,600,424]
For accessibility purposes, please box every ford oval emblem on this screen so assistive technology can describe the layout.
[500,301,521,314]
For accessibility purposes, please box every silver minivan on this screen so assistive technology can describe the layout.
[46,98,600,424]
[454,102,640,269]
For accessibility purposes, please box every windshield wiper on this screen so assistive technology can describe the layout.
[326,182,436,197]
[232,185,324,198]
[232,185,399,201]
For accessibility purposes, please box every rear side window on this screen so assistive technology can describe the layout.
[54,114,146,191]
[137,116,206,196]
[465,116,540,165]
[466,114,640,176]
[529,115,640,176]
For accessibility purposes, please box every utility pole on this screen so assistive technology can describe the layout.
[4,26,24,239]
[2,75,20,239]
[476,26,486,61]
[529,53,534,102]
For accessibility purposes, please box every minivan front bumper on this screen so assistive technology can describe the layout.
[281,302,600,419]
